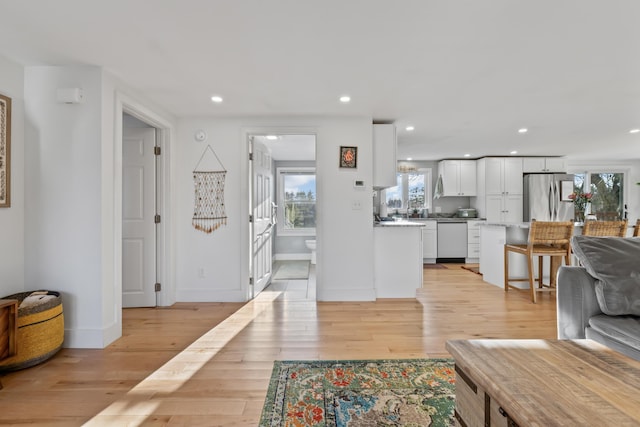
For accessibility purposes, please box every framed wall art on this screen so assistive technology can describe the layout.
[0,94,10,208]
[339,146,357,169]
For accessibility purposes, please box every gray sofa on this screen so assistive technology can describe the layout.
[557,235,640,361]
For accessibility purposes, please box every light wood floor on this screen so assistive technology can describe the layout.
[0,264,557,426]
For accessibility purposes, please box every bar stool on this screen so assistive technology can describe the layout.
[634,219,640,237]
[582,219,628,237]
[504,221,574,303]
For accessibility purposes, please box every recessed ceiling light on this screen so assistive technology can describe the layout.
[406,126,415,131]
[407,157,412,161]
[464,153,471,157]
[630,129,640,134]
[266,135,278,140]
[211,95,223,103]
[339,95,351,103]
[510,150,518,155]
[518,128,528,133]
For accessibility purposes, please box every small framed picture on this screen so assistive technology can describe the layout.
[0,94,11,208]
[560,181,573,201]
[339,146,357,169]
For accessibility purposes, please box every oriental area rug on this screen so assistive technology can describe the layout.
[259,358,455,427]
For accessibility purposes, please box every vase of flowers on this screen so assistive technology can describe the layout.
[568,192,592,222]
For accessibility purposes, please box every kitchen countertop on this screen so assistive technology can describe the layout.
[481,222,531,228]
[374,220,425,227]
[402,217,486,222]
[481,221,608,229]
[375,218,487,227]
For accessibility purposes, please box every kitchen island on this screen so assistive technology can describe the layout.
[480,221,636,289]
[373,221,424,298]
[479,222,533,288]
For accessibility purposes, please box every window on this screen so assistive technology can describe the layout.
[277,167,316,235]
[384,169,432,214]
[574,172,625,220]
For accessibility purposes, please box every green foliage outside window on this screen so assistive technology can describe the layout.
[574,173,624,220]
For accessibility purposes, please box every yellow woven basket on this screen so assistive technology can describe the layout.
[0,291,64,372]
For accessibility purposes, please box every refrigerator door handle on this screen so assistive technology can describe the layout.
[548,181,556,221]
[551,180,559,221]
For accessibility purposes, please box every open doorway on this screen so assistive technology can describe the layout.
[249,134,317,301]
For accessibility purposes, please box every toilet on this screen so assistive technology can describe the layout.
[305,240,316,264]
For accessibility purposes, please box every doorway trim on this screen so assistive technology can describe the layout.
[114,92,174,314]
[243,127,319,301]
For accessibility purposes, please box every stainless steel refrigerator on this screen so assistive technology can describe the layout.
[523,173,575,222]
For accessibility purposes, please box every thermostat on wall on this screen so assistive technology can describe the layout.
[56,88,84,104]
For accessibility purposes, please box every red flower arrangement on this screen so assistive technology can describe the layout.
[568,192,592,211]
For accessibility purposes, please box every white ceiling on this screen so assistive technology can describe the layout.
[2,1,640,161]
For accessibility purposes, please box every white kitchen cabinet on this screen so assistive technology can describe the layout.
[523,157,567,173]
[466,220,484,261]
[473,158,524,223]
[484,157,523,195]
[438,160,476,196]
[486,194,523,223]
[422,221,437,262]
[373,124,397,189]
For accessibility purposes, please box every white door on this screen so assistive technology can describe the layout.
[122,127,157,307]
[250,139,274,297]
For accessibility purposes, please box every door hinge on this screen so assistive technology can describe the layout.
[249,152,253,161]
[154,146,161,156]
[249,277,254,285]
[154,214,161,224]
[249,214,254,223]
[155,282,162,292]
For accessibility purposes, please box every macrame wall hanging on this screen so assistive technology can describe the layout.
[192,144,227,234]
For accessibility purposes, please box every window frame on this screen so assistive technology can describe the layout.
[571,166,629,220]
[384,168,432,213]
[276,166,316,236]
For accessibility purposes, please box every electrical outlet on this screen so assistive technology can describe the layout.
[352,200,362,210]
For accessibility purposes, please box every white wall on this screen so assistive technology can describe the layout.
[175,117,376,302]
[23,66,176,349]
[24,66,104,347]
[0,55,25,296]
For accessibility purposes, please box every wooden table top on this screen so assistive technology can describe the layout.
[446,339,640,426]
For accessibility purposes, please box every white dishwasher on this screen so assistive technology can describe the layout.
[437,221,468,260]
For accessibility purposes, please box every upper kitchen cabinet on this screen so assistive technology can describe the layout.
[438,160,477,196]
[473,157,523,222]
[373,124,397,189]
[522,157,567,173]
[482,157,523,195]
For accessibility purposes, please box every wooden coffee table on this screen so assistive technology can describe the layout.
[446,339,640,426]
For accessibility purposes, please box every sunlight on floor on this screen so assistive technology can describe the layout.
[83,290,283,426]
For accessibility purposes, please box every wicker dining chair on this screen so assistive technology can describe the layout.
[504,220,574,303]
[582,219,628,237]
[634,219,640,237]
